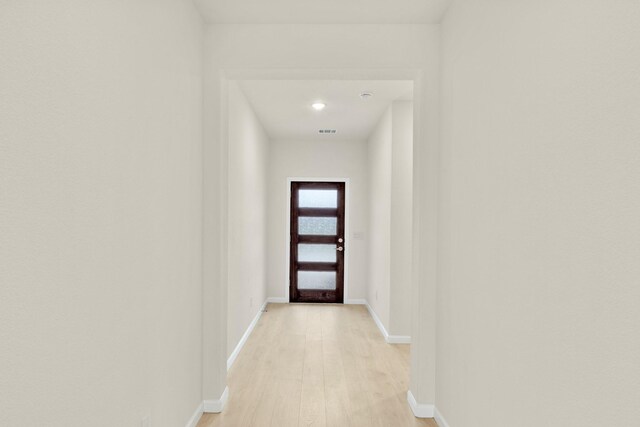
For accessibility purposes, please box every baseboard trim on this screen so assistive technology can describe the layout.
[203,387,229,413]
[364,301,411,344]
[345,298,367,305]
[185,402,204,427]
[407,390,435,418]
[227,300,268,371]
[434,407,451,427]
[266,297,288,303]
[364,301,389,341]
[387,334,411,344]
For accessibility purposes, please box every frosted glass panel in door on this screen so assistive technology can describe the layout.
[298,190,338,208]
[298,244,337,262]
[298,271,336,290]
[298,217,337,235]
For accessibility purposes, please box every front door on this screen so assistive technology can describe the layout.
[289,182,345,303]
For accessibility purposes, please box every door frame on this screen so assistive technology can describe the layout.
[285,177,350,303]
[205,66,438,408]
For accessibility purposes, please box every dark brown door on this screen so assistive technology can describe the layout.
[290,182,345,303]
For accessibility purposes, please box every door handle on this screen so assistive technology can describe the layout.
[337,247,344,252]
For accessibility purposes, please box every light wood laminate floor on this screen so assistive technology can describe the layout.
[197,303,436,427]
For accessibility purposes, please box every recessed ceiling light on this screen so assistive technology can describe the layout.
[312,102,326,111]
[360,92,373,100]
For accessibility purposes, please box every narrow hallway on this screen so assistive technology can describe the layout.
[198,304,435,427]
[3,2,639,426]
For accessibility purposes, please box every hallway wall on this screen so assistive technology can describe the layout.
[367,102,414,338]
[438,1,640,426]
[389,101,414,337]
[0,1,204,426]
[367,109,392,328]
[267,140,369,302]
[227,83,269,359]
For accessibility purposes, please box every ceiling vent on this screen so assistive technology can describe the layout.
[318,129,337,134]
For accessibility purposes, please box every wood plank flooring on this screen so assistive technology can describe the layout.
[198,303,436,427]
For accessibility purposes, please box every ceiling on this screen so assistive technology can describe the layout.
[193,0,451,24]
[237,80,413,142]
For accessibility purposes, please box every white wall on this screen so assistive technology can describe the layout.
[367,102,414,337]
[437,1,640,426]
[367,109,393,328]
[267,140,369,302]
[227,82,269,358]
[389,101,414,337]
[0,1,204,426]
[207,24,437,70]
